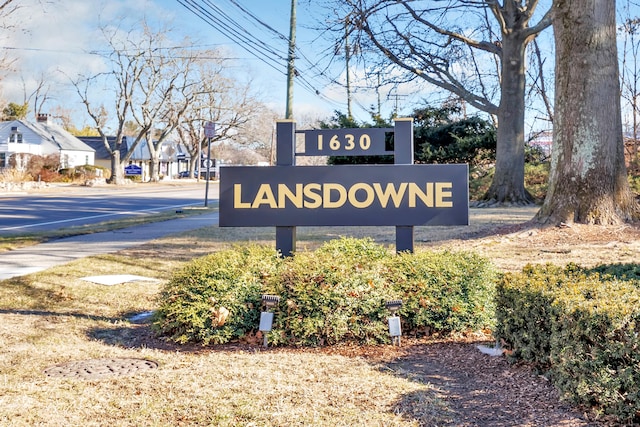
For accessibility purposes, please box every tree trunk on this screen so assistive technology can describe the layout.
[109,149,124,185]
[536,0,639,225]
[482,28,535,206]
[148,149,160,182]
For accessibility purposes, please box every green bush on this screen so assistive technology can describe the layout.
[153,244,282,345]
[495,263,640,423]
[153,237,498,347]
[494,264,570,367]
[587,263,640,281]
[266,241,392,346]
[383,250,498,334]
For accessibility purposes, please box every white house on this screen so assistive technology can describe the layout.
[0,114,95,169]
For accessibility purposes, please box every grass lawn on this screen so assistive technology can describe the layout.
[0,220,462,426]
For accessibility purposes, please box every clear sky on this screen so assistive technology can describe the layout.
[0,0,399,128]
[12,1,638,133]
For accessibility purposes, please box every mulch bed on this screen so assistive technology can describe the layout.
[383,341,605,426]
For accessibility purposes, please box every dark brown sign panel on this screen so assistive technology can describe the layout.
[219,164,468,227]
[302,128,393,156]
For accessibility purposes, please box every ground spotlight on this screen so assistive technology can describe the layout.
[385,299,403,346]
[259,294,280,347]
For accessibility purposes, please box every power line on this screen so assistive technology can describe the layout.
[0,45,251,62]
[175,0,346,110]
[176,0,287,76]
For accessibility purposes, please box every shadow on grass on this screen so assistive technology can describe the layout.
[584,262,640,281]
[86,322,241,353]
[0,308,117,323]
[0,276,73,306]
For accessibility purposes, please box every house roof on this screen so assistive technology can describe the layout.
[78,136,129,161]
[78,136,191,162]
[8,120,95,153]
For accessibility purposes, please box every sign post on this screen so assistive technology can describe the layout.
[203,122,216,207]
[275,120,296,257]
[394,118,415,253]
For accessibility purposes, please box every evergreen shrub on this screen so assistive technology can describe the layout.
[495,263,640,423]
[153,237,498,347]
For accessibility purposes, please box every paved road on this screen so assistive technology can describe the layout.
[0,181,217,234]
[0,211,219,281]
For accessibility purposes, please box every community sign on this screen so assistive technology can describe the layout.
[219,164,468,227]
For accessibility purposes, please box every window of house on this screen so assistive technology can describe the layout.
[0,153,6,168]
[9,127,22,143]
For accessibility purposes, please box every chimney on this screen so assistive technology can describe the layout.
[37,113,50,124]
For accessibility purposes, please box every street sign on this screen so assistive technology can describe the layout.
[124,164,142,176]
[204,122,216,138]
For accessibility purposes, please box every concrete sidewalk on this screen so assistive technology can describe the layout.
[0,211,219,281]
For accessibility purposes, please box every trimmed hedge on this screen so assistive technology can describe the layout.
[153,237,498,347]
[495,263,640,423]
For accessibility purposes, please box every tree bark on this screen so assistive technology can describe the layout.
[110,148,124,185]
[536,0,639,224]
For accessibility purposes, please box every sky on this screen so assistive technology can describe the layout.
[0,0,411,130]
[6,1,639,135]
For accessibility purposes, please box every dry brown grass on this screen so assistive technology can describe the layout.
[2,206,639,425]
[0,222,454,426]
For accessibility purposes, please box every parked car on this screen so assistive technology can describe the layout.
[178,170,216,179]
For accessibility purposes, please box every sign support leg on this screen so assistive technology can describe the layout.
[396,226,414,254]
[275,120,296,256]
[394,118,415,253]
[204,136,212,207]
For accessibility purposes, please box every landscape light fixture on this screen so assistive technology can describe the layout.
[259,294,281,347]
[385,299,403,346]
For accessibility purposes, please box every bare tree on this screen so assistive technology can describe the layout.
[619,1,640,172]
[328,0,551,205]
[536,0,639,225]
[527,38,554,125]
[23,72,52,118]
[128,26,193,182]
[0,0,21,78]
[175,60,269,177]
[70,24,159,184]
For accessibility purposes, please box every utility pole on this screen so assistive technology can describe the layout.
[345,15,353,120]
[285,0,297,119]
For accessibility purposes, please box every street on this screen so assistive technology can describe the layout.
[0,181,218,235]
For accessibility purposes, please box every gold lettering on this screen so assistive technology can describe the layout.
[435,182,453,207]
[303,183,322,208]
[234,183,251,208]
[348,183,375,208]
[251,184,277,208]
[408,183,434,207]
[373,182,407,208]
[236,181,453,210]
[323,183,347,208]
[278,183,303,208]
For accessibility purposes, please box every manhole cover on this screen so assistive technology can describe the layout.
[44,358,158,379]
